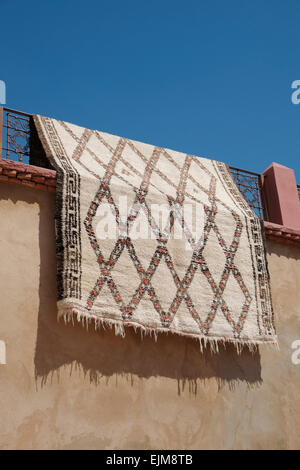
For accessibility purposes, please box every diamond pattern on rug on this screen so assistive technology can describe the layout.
[33,114,278,350]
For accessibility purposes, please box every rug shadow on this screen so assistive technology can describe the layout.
[34,196,262,392]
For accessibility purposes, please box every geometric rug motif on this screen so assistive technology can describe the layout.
[33,114,278,351]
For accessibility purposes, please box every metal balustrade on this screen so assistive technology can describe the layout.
[2,106,296,219]
[229,166,266,219]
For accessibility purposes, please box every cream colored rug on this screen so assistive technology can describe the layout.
[34,114,277,351]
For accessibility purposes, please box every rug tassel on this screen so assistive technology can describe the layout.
[57,306,279,354]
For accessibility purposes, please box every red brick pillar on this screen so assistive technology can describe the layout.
[262,162,300,230]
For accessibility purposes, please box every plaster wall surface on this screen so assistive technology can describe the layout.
[0,183,299,450]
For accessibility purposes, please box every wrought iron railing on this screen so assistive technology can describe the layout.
[0,107,31,164]
[228,166,266,219]
[0,107,51,168]
[2,106,295,219]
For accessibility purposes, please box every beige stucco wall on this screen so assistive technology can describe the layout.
[0,182,299,450]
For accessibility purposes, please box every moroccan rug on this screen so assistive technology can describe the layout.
[34,115,277,351]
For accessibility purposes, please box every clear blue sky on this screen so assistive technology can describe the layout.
[1,0,300,178]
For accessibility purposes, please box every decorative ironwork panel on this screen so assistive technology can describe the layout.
[0,107,298,217]
[0,108,31,163]
[229,166,264,219]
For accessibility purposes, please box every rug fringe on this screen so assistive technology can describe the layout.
[57,306,279,355]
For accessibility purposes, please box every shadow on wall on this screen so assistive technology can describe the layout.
[34,194,262,393]
[266,240,300,261]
